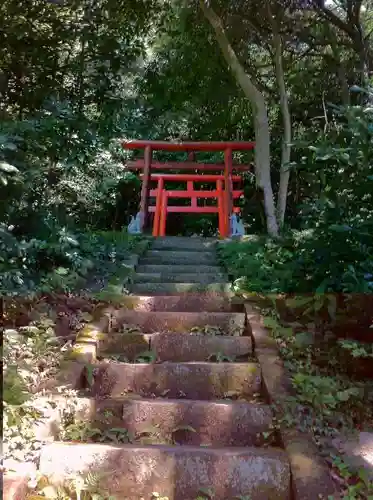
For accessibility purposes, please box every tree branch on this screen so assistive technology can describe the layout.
[315,3,355,38]
[199,0,261,103]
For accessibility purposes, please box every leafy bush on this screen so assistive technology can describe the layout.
[220,104,373,296]
[290,104,373,293]
[0,226,147,297]
[218,236,295,294]
[291,373,360,414]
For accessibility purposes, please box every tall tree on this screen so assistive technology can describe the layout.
[200,0,280,236]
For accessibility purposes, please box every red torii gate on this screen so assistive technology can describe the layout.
[122,140,254,238]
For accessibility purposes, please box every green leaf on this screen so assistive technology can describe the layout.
[84,364,94,386]
[314,294,325,312]
[329,224,352,232]
[3,141,17,151]
[65,236,79,247]
[109,427,130,433]
[285,296,313,308]
[0,162,19,174]
[55,267,69,275]
[134,350,156,363]
[336,388,359,401]
[294,332,314,348]
[197,487,214,499]
[358,468,370,486]
[277,326,293,338]
[263,317,280,330]
[316,280,328,294]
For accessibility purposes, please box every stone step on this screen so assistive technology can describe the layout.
[121,294,233,312]
[111,310,245,335]
[77,397,272,447]
[121,398,272,446]
[136,264,223,274]
[75,332,151,362]
[39,442,290,499]
[151,236,218,251]
[130,282,231,295]
[82,332,252,362]
[142,250,217,265]
[150,333,252,362]
[77,332,252,363]
[134,272,226,284]
[86,362,262,400]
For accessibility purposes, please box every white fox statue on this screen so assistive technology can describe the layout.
[127,212,143,234]
[230,213,245,237]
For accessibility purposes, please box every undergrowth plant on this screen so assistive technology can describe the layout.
[1,228,147,298]
[28,472,117,500]
[3,317,80,465]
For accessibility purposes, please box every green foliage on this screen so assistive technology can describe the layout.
[3,317,74,464]
[29,472,117,499]
[107,349,157,363]
[194,488,251,500]
[291,374,360,414]
[330,456,373,500]
[134,350,157,363]
[220,105,373,296]
[207,352,235,362]
[289,105,373,293]
[190,325,225,336]
[338,340,373,359]
[0,0,159,293]
[62,421,102,442]
[0,227,146,296]
[218,236,295,294]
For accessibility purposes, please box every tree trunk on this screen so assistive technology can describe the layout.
[254,98,280,237]
[199,0,279,237]
[327,25,351,106]
[78,35,86,116]
[271,26,292,227]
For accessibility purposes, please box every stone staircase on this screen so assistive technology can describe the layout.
[131,238,230,296]
[39,237,291,499]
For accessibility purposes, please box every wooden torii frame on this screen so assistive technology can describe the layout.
[121,140,254,238]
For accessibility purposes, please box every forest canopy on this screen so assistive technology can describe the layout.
[0,0,372,295]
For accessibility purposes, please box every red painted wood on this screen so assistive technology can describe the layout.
[217,179,225,237]
[224,148,233,237]
[122,140,255,152]
[153,178,164,237]
[127,160,252,172]
[141,173,243,182]
[159,191,168,236]
[123,140,251,237]
[149,190,243,199]
[187,181,197,209]
[148,206,241,214]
